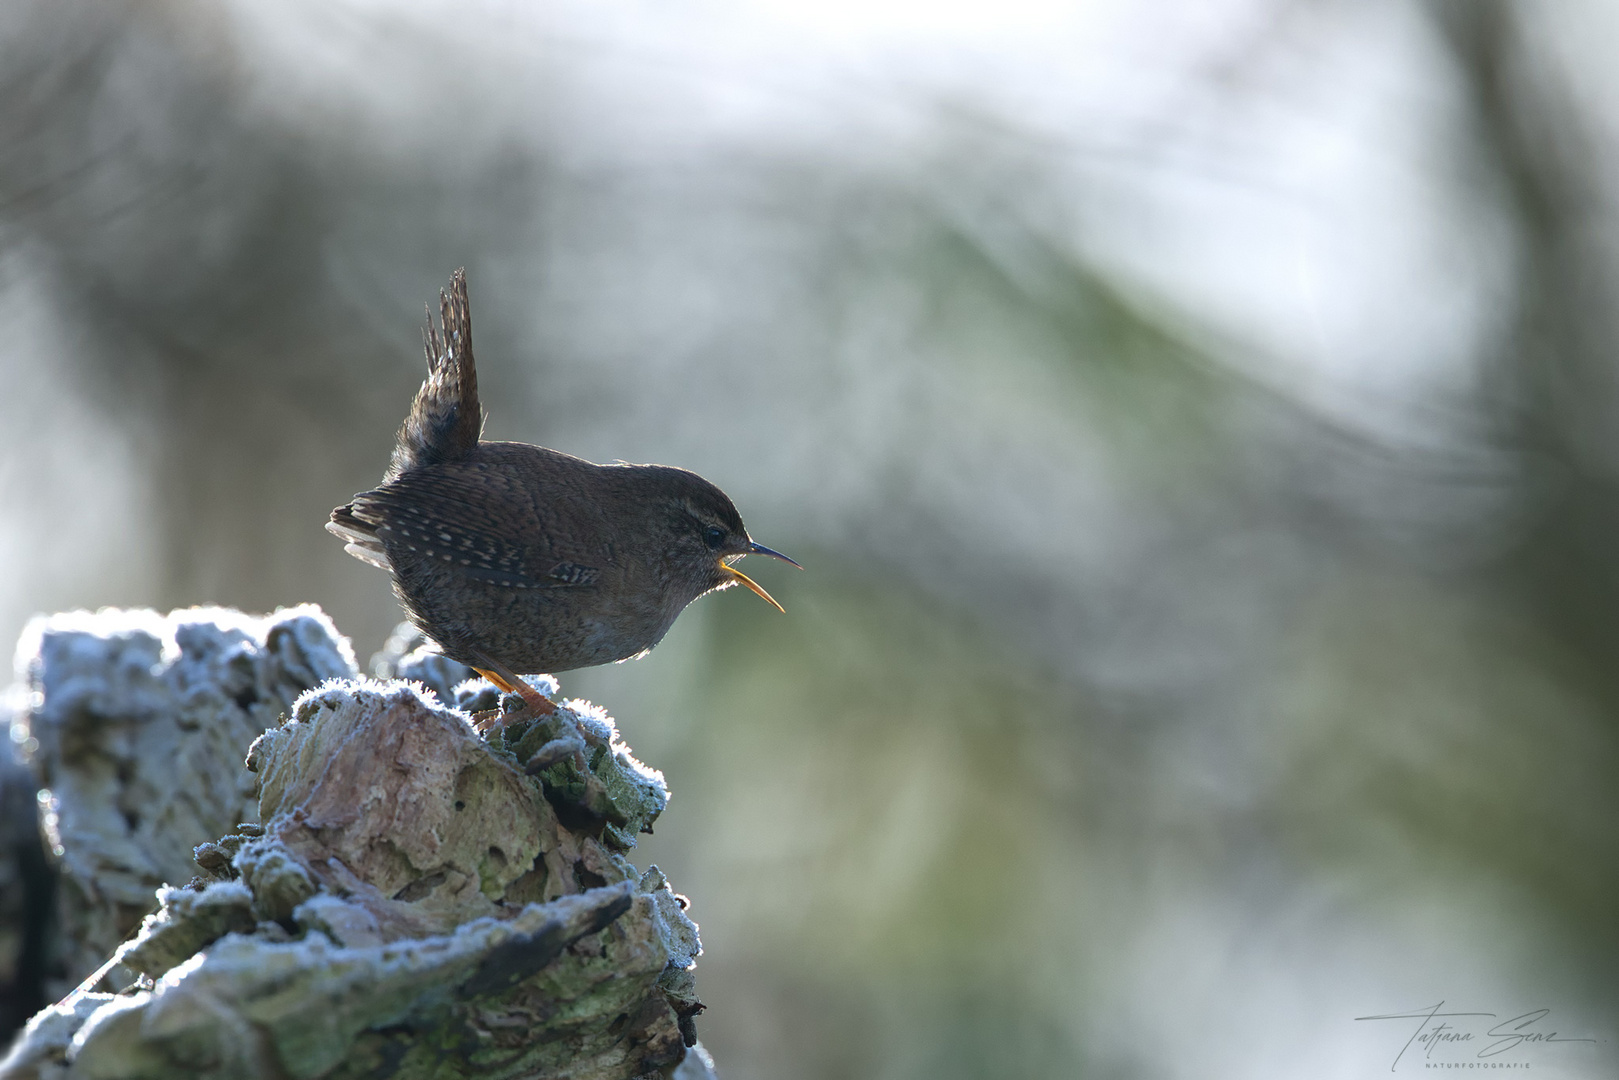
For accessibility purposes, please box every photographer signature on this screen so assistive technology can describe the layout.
[1355,1001,1595,1071]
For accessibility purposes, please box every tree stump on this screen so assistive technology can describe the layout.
[1,607,715,1080]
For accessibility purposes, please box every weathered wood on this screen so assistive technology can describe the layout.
[1,608,714,1080]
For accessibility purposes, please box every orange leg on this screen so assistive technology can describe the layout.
[468,653,599,787]
[467,649,557,718]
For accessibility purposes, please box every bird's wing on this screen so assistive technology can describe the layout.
[348,467,603,590]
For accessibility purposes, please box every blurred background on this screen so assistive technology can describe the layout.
[1,0,1617,1075]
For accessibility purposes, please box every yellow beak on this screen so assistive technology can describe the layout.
[720,560,785,613]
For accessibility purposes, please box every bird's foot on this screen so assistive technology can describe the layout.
[463,658,607,813]
[470,694,556,735]
[469,658,557,733]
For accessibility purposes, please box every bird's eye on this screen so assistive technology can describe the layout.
[702,525,727,550]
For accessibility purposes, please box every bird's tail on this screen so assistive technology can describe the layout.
[388,268,483,478]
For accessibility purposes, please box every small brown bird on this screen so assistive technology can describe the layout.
[328,269,797,716]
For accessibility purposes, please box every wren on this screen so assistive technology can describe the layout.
[328,269,798,717]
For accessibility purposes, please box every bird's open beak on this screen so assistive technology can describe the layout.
[719,543,800,613]
[720,562,785,612]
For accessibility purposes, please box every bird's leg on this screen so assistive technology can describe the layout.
[472,665,556,715]
[466,653,598,789]
[466,650,556,733]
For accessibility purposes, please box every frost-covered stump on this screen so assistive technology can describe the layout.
[2,609,713,1080]
[11,606,361,994]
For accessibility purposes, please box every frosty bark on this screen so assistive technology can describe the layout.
[1,607,715,1080]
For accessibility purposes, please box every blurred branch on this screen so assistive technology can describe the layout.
[1430,0,1619,697]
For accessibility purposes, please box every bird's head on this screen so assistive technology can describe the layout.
[642,467,800,610]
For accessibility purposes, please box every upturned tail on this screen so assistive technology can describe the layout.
[388,268,483,479]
